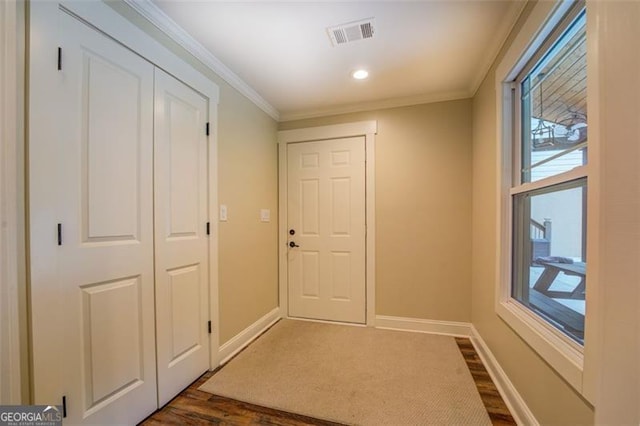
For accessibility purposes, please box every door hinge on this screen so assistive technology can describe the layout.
[57,47,62,71]
[207,320,212,334]
[62,395,67,418]
[205,122,210,136]
[57,223,62,246]
[206,222,210,235]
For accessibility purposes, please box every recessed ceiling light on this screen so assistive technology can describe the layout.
[352,69,369,80]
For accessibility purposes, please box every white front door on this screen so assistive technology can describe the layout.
[287,137,366,323]
[154,68,210,406]
[32,11,158,424]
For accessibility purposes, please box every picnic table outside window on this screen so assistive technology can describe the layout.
[532,259,586,300]
[526,258,586,340]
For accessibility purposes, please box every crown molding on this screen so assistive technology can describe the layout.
[469,0,528,96]
[123,0,280,121]
[121,0,523,123]
[279,90,471,122]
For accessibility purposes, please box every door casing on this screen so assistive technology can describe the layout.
[277,121,377,326]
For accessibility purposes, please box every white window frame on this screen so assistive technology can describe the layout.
[495,0,597,400]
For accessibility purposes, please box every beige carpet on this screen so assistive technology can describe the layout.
[200,319,491,425]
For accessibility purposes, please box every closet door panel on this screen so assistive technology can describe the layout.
[154,68,210,407]
[81,277,143,403]
[83,54,141,241]
[166,95,200,236]
[31,10,157,424]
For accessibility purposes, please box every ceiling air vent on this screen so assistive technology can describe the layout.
[327,18,376,47]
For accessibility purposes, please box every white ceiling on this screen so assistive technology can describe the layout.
[148,0,525,121]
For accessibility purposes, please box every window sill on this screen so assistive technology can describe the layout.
[496,298,584,392]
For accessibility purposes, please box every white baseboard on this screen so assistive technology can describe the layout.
[218,307,281,365]
[470,326,538,426]
[375,315,473,337]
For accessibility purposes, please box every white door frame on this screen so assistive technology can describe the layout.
[277,121,377,326]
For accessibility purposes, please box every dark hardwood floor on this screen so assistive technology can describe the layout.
[455,337,516,425]
[141,336,516,426]
[140,371,343,426]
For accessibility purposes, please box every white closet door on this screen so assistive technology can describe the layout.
[154,68,210,406]
[35,11,157,424]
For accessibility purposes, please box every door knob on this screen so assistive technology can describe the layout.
[289,241,300,248]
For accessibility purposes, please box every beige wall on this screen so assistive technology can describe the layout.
[470,3,594,424]
[217,87,279,343]
[108,3,279,344]
[280,100,473,322]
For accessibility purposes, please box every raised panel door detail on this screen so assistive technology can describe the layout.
[331,150,351,167]
[81,277,143,410]
[330,177,351,236]
[301,152,319,169]
[301,252,320,298]
[82,53,141,243]
[300,179,319,236]
[331,252,351,301]
[167,265,201,364]
[167,95,200,238]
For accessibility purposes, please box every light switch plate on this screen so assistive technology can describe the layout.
[219,204,228,221]
[260,209,270,222]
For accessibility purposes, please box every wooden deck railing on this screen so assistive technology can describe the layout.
[531,218,552,261]
[531,218,552,241]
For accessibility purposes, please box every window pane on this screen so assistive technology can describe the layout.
[512,178,586,344]
[521,12,587,183]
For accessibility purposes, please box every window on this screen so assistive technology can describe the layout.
[510,8,588,345]
[519,11,587,185]
[496,0,596,397]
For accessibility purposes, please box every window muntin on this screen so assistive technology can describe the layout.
[511,8,587,345]
[520,12,587,184]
